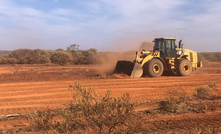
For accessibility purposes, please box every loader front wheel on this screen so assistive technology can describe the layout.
[177,59,192,76]
[144,59,164,77]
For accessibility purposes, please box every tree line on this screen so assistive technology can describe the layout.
[0,43,221,65]
[0,46,100,65]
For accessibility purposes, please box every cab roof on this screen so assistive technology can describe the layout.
[154,37,176,40]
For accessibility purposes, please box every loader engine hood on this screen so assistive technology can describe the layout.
[137,50,152,60]
[140,50,152,55]
[135,50,158,65]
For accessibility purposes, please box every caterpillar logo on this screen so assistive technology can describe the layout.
[153,52,158,56]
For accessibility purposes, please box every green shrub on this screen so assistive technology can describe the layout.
[6,57,17,64]
[51,51,72,66]
[27,49,51,64]
[10,49,32,64]
[0,56,7,64]
[71,48,98,64]
[10,49,50,64]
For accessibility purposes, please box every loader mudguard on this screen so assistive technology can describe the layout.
[141,55,152,67]
[141,51,160,67]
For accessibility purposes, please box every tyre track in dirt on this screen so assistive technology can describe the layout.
[0,64,221,130]
[144,112,221,133]
[1,74,220,115]
[0,82,73,115]
[81,74,221,101]
[0,74,221,114]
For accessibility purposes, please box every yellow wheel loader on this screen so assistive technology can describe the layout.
[114,38,202,78]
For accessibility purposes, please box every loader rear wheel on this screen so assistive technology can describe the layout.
[143,59,164,77]
[177,59,192,76]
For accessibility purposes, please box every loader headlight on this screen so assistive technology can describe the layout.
[177,50,182,55]
[176,50,186,55]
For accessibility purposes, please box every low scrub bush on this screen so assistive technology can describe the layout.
[28,81,144,134]
[157,83,220,114]
[158,97,190,114]
[209,82,217,89]
[194,86,213,100]
[28,110,58,133]
[194,83,220,100]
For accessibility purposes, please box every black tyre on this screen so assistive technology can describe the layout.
[143,59,164,77]
[177,59,192,76]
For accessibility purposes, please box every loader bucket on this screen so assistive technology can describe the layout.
[131,63,143,78]
[113,61,143,78]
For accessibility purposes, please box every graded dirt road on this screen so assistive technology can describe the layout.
[0,63,221,131]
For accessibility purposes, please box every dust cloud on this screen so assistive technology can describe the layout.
[96,37,153,78]
[104,33,154,52]
[95,51,135,78]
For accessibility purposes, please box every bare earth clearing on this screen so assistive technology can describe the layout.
[0,63,221,132]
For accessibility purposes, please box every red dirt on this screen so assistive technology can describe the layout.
[0,63,221,131]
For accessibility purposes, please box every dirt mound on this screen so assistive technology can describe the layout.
[112,73,131,79]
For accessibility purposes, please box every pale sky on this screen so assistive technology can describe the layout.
[0,0,221,52]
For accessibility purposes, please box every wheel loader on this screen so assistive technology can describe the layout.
[114,38,202,78]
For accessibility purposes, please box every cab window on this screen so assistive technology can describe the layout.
[154,40,164,50]
[165,40,171,49]
[171,40,175,49]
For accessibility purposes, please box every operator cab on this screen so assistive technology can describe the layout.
[153,38,177,58]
